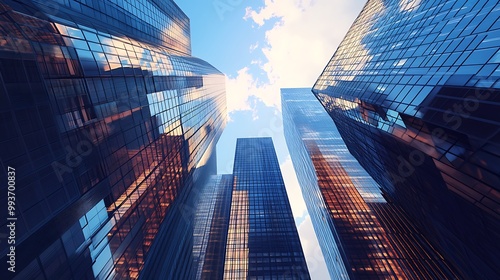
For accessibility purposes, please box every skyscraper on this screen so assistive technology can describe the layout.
[193,175,234,279]
[190,138,310,280]
[313,0,500,278]
[228,137,309,279]
[282,88,459,279]
[0,0,226,279]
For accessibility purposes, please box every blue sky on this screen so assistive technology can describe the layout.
[176,1,367,278]
[178,1,267,76]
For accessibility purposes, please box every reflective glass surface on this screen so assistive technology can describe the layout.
[282,88,459,279]
[224,138,311,280]
[20,0,191,55]
[313,0,500,278]
[193,174,233,280]
[186,139,310,280]
[0,1,226,279]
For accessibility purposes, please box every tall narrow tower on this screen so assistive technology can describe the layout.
[226,137,310,279]
[190,138,310,279]
[282,88,459,279]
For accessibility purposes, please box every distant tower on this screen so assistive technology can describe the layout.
[282,88,459,279]
[192,138,310,279]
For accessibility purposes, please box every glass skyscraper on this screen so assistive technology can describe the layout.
[282,88,459,279]
[193,175,234,279]
[227,137,309,279]
[313,0,500,278]
[0,0,226,279]
[190,138,310,280]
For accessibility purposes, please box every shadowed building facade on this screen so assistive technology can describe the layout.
[0,0,225,279]
[282,88,459,279]
[191,138,310,280]
[312,0,500,278]
[193,175,234,279]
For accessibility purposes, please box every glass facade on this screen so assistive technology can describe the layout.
[175,138,310,280]
[0,0,226,279]
[226,138,310,280]
[12,0,191,55]
[313,0,500,278]
[282,88,459,279]
[193,174,233,280]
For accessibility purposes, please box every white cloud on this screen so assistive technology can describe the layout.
[243,0,313,26]
[225,68,281,116]
[250,59,261,65]
[226,0,366,115]
[257,0,367,87]
[225,67,254,113]
[280,155,307,218]
[249,42,259,52]
[297,215,331,280]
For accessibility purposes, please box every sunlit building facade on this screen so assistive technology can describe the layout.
[313,0,500,278]
[225,137,310,279]
[282,88,459,279]
[190,138,310,279]
[0,0,226,279]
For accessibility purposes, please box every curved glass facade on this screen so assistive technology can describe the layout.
[17,0,191,55]
[313,0,500,278]
[0,1,226,279]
